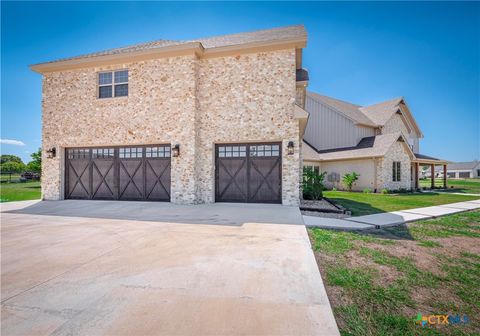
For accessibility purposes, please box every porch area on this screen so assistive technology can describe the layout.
[411,154,449,190]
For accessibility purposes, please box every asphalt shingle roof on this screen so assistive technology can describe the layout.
[35,25,306,66]
[306,91,410,129]
[359,97,404,126]
[306,92,377,127]
[302,132,406,161]
[447,161,480,170]
[188,25,306,49]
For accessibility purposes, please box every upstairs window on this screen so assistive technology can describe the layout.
[98,70,128,98]
[392,161,401,182]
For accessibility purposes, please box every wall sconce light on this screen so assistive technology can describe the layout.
[172,144,180,157]
[287,141,294,155]
[46,147,56,159]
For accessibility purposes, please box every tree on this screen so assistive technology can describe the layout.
[0,161,26,174]
[1,155,23,164]
[302,167,327,200]
[342,172,360,192]
[26,148,42,173]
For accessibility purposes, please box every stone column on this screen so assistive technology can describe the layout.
[169,56,200,204]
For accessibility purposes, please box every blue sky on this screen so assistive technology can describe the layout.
[1,1,479,163]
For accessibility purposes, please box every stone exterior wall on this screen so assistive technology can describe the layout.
[41,49,300,205]
[376,141,412,191]
[196,50,299,205]
[382,114,410,136]
[382,113,419,154]
[295,86,306,108]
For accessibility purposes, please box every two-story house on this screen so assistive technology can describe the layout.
[302,92,447,191]
[31,25,309,205]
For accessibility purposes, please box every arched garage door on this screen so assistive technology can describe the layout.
[65,145,170,201]
[215,143,282,203]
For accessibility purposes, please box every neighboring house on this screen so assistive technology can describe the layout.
[302,92,447,191]
[31,25,310,205]
[443,161,480,178]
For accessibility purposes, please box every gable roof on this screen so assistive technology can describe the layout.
[359,97,404,125]
[303,132,414,162]
[447,161,480,170]
[306,92,376,127]
[306,91,423,136]
[31,25,307,73]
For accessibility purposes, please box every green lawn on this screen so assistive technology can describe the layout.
[419,178,480,194]
[324,191,480,216]
[0,181,41,202]
[309,210,480,335]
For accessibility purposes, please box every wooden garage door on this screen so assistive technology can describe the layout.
[65,145,170,201]
[215,143,281,203]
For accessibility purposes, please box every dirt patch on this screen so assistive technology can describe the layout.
[436,236,480,256]
[363,240,446,276]
[345,246,405,287]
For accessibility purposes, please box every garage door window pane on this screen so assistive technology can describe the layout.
[250,144,280,157]
[119,147,143,159]
[218,145,246,158]
[68,148,90,159]
[146,146,170,158]
[92,148,114,158]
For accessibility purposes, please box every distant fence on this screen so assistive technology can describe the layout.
[0,172,40,183]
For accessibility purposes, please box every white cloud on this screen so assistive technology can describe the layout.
[0,139,26,146]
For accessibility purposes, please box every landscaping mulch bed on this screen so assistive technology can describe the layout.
[300,198,350,218]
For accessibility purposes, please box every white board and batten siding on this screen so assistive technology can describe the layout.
[304,95,375,151]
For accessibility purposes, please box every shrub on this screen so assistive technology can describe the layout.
[302,167,327,200]
[332,187,337,192]
[363,188,372,193]
[26,148,41,173]
[342,172,360,192]
[398,188,408,193]
[0,161,25,174]
[381,188,389,194]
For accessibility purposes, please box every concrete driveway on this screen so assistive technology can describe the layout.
[1,200,339,335]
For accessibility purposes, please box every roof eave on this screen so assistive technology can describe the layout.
[30,36,307,74]
[30,42,204,74]
[202,37,306,59]
[316,155,384,162]
[412,158,449,165]
[398,98,423,137]
[354,121,378,128]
